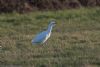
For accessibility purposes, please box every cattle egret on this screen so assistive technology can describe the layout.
[32,20,56,45]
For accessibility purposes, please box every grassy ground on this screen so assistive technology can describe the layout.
[0,8,100,67]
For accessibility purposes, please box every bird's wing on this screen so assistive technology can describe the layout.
[32,31,47,44]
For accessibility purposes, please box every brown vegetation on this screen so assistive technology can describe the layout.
[0,0,100,13]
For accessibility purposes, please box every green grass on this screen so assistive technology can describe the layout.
[0,8,100,67]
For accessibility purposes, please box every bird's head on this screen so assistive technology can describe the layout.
[49,20,56,27]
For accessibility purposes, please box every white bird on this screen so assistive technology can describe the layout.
[32,20,56,45]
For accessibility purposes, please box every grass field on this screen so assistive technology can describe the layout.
[0,8,100,67]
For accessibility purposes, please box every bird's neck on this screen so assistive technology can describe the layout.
[47,25,53,33]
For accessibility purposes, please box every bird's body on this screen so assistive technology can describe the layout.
[32,20,55,45]
[32,31,50,44]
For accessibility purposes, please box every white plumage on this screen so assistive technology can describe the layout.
[32,20,56,45]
